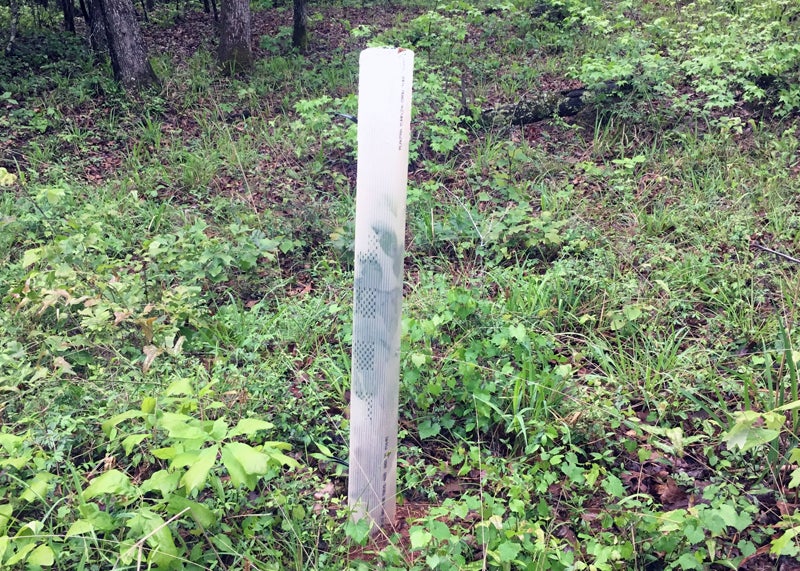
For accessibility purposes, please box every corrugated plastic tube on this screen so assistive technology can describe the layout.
[348,47,414,530]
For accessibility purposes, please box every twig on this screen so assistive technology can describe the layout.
[752,242,800,264]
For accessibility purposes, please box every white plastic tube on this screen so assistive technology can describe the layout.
[348,47,414,530]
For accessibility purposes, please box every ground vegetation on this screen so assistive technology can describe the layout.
[0,0,799,569]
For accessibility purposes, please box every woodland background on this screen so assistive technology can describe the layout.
[1,0,800,569]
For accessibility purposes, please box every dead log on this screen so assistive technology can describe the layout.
[480,81,629,126]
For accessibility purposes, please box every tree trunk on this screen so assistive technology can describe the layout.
[62,0,76,32]
[5,0,19,54]
[203,0,219,21]
[218,0,252,73]
[85,0,108,55]
[99,0,158,89]
[292,0,307,52]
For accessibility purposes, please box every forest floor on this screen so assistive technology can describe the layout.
[2,0,800,569]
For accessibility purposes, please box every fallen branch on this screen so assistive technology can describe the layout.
[479,80,631,126]
[752,242,800,264]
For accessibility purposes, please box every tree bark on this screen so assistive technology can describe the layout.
[218,0,252,73]
[62,0,76,32]
[292,0,307,52]
[5,0,19,55]
[99,0,158,89]
[87,0,108,55]
[203,0,219,21]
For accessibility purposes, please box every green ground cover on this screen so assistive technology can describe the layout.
[1,0,799,568]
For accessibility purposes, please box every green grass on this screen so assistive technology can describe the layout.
[1,0,800,568]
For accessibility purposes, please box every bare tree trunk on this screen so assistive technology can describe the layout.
[62,0,76,32]
[203,0,219,21]
[5,0,19,54]
[218,0,252,73]
[99,0,159,89]
[87,0,108,55]
[292,0,307,52]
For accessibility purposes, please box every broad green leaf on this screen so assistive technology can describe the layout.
[209,533,235,553]
[659,509,687,533]
[418,419,440,439]
[0,452,31,470]
[79,503,116,531]
[118,539,136,566]
[222,442,269,475]
[263,446,300,469]
[714,503,752,532]
[429,520,450,541]
[0,167,17,186]
[220,444,257,490]
[159,412,209,441]
[180,446,218,494]
[0,505,11,535]
[723,411,781,452]
[261,440,293,450]
[426,554,442,567]
[0,432,25,452]
[675,551,704,570]
[496,541,522,563]
[140,470,181,497]
[167,496,217,528]
[789,467,800,490]
[314,441,333,458]
[763,411,787,431]
[101,409,146,437]
[207,417,228,441]
[344,518,371,544]
[127,509,179,569]
[409,527,432,550]
[623,305,643,321]
[227,418,274,439]
[121,434,150,455]
[5,542,36,566]
[13,520,42,549]
[602,473,625,498]
[66,519,95,538]
[508,323,527,342]
[697,509,726,535]
[42,185,66,205]
[21,248,43,268]
[141,396,157,414]
[771,526,800,555]
[171,449,200,468]
[27,543,55,566]
[152,446,177,460]
[20,472,54,503]
[0,535,8,561]
[164,377,194,396]
[84,469,135,499]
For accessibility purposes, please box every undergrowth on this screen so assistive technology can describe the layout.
[1,0,799,569]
